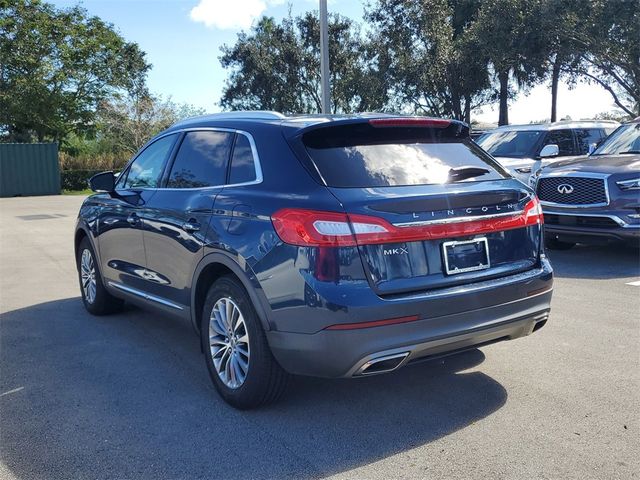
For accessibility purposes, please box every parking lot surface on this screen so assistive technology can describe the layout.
[1,195,639,480]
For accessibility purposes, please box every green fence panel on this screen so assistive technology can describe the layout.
[0,143,60,197]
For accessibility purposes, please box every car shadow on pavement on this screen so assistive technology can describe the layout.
[546,244,640,280]
[1,298,507,479]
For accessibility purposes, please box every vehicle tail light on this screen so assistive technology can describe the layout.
[271,197,543,247]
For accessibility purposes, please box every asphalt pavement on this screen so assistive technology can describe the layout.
[1,195,638,479]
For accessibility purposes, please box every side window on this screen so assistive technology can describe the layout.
[575,129,605,154]
[542,130,575,156]
[123,134,177,189]
[229,134,257,184]
[167,131,233,188]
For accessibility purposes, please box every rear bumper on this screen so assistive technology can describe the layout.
[267,260,553,378]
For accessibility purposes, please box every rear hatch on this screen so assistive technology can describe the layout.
[294,118,542,296]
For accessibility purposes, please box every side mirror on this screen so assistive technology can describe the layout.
[89,171,115,193]
[539,144,559,158]
[588,142,598,155]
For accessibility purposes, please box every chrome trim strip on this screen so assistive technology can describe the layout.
[542,210,639,228]
[394,209,523,228]
[107,282,184,310]
[537,172,610,208]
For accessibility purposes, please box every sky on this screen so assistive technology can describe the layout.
[51,0,622,125]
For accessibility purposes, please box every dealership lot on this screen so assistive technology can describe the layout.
[1,195,638,479]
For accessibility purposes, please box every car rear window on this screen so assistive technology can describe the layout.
[302,123,508,188]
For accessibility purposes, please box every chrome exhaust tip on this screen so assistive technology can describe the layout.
[355,352,410,376]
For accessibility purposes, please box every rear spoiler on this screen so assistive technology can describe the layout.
[283,116,470,141]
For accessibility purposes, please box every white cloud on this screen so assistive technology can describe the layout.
[190,0,278,30]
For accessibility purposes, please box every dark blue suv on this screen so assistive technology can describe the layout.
[75,112,553,409]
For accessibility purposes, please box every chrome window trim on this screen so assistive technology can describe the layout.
[394,209,523,228]
[115,127,264,193]
[537,172,610,208]
[541,210,640,228]
[107,281,184,310]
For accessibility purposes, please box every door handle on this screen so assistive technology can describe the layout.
[127,213,140,225]
[182,221,200,233]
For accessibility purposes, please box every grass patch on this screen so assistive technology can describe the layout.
[62,189,92,196]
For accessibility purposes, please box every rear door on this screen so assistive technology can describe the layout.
[298,120,541,296]
[142,130,234,308]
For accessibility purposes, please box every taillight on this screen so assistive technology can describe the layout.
[271,198,543,247]
[523,195,544,225]
[271,209,386,247]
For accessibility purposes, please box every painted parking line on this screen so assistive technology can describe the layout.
[625,280,640,286]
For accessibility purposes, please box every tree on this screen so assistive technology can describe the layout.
[468,0,548,125]
[537,0,588,122]
[0,0,150,142]
[219,12,386,114]
[366,0,492,122]
[569,0,640,117]
[96,94,205,155]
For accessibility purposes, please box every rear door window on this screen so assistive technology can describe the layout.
[302,124,507,188]
[167,131,234,188]
[541,129,575,156]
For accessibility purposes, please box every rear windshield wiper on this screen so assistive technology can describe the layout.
[619,150,640,155]
[448,166,491,182]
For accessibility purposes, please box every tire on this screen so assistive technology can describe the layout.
[77,237,124,315]
[545,237,576,250]
[201,275,289,409]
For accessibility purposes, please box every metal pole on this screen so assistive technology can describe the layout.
[319,0,331,114]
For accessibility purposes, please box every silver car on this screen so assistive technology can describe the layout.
[476,120,619,184]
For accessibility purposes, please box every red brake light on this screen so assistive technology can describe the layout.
[369,118,451,128]
[271,198,543,248]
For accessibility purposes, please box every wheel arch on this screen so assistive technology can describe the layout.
[74,225,96,266]
[191,252,272,335]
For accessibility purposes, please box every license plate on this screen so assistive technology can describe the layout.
[442,237,490,275]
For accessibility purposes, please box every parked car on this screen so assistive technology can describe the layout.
[476,120,619,184]
[534,118,640,249]
[75,112,553,409]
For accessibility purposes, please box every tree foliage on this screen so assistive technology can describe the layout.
[0,0,150,142]
[96,93,205,155]
[219,12,386,114]
[569,0,640,116]
[366,0,491,122]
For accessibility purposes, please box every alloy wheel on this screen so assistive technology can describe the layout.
[208,297,250,389]
[80,248,97,304]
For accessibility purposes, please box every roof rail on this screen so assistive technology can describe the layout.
[200,111,286,120]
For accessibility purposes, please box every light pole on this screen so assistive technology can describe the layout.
[319,0,331,114]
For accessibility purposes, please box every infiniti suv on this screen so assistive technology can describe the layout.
[535,118,640,249]
[75,112,553,409]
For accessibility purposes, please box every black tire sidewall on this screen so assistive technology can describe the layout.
[77,237,121,315]
[200,276,276,409]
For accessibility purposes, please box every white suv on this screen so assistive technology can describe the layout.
[476,120,619,184]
